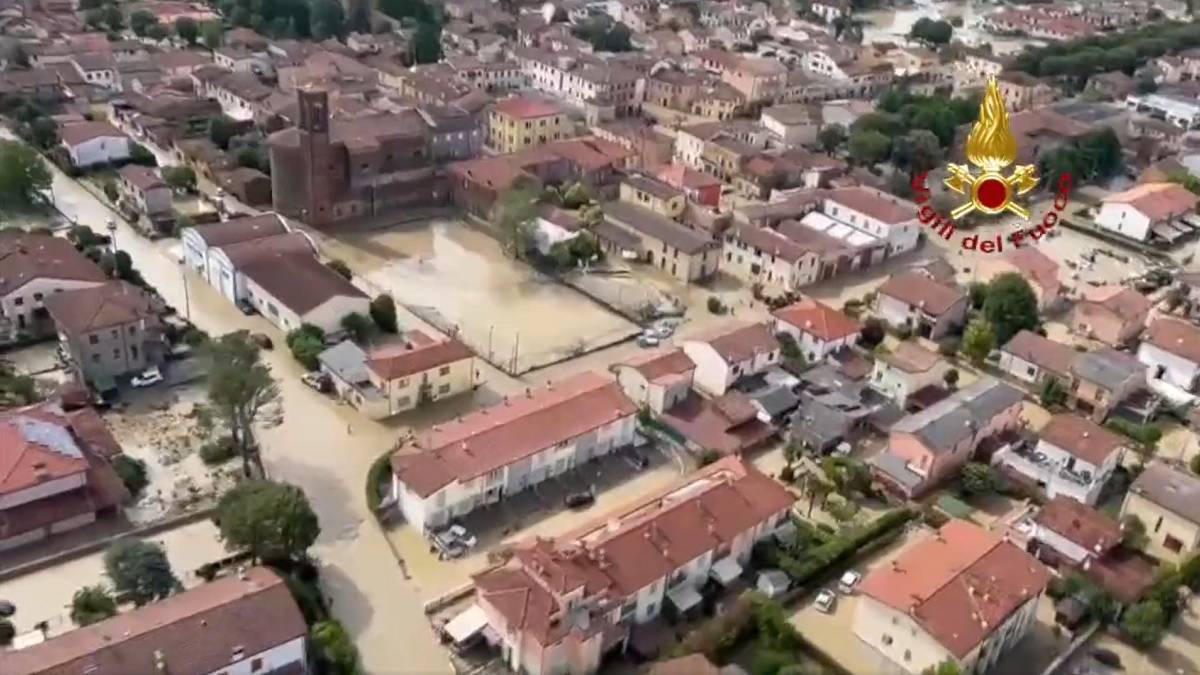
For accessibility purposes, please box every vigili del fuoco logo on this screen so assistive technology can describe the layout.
[911,77,1073,254]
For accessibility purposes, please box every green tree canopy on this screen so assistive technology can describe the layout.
[130,9,160,36]
[982,273,1040,344]
[311,619,360,675]
[909,17,953,47]
[848,130,891,167]
[1121,600,1167,649]
[103,540,180,606]
[818,123,847,155]
[369,294,398,333]
[175,17,199,44]
[205,332,280,477]
[71,585,118,626]
[311,0,347,39]
[0,140,51,213]
[961,318,996,366]
[215,480,320,563]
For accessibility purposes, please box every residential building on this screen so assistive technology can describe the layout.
[810,0,849,22]
[268,89,446,228]
[721,220,858,292]
[1070,285,1151,347]
[771,299,861,363]
[1121,461,1200,563]
[390,372,637,532]
[853,520,1049,675]
[612,348,695,414]
[488,97,570,153]
[656,163,722,208]
[870,341,951,408]
[58,121,131,168]
[994,414,1125,505]
[0,401,127,552]
[190,65,274,121]
[44,281,164,388]
[999,330,1077,387]
[1070,348,1146,421]
[1125,92,1200,129]
[997,71,1058,112]
[1138,317,1200,392]
[116,164,173,224]
[682,323,780,397]
[468,457,794,675]
[974,247,1063,310]
[660,391,776,456]
[319,332,477,419]
[0,232,108,342]
[602,201,719,283]
[6,567,309,675]
[619,175,685,220]
[822,187,921,258]
[760,104,821,146]
[871,378,1024,497]
[1095,182,1200,243]
[875,271,968,339]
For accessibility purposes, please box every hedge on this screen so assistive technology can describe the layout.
[365,450,393,511]
[758,508,916,590]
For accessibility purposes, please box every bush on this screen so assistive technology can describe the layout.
[779,464,795,483]
[112,455,149,497]
[365,451,392,511]
[128,143,157,166]
[1191,453,1200,476]
[859,317,886,349]
[287,324,326,371]
[1105,418,1162,451]
[369,294,398,333]
[340,312,374,343]
[697,449,721,466]
[757,508,915,588]
[199,436,237,465]
[707,296,725,315]
[937,337,960,357]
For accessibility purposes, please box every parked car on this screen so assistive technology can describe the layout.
[250,332,274,350]
[447,524,477,549]
[1090,649,1122,669]
[565,490,596,509]
[839,570,862,594]
[430,529,466,560]
[0,600,15,617]
[649,322,675,339]
[131,367,164,388]
[637,332,660,348]
[301,372,331,393]
[237,300,257,316]
[814,589,837,614]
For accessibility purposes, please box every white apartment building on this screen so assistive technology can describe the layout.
[682,322,780,397]
[993,414,1125,506]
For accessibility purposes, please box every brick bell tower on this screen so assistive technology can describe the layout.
[297,88,333,227]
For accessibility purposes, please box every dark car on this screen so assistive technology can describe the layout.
[237,300,257,316]
[565,491,595,509]
[0,600,14,617]
[1090,649,1122,669]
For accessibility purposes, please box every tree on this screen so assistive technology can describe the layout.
[0,140,51,212]
[28,117,58,149]
[806,479,832,518]
[1123,514,1149,550]
[103,540,180,606]
[968,281,988,310]
[286,324,326,371]
[495,183,538,259]
[848,130,891,167]
[413,21,443,63]
[961,318,995,366]
[201,20,225,50]
[892,130,943,176]
[859,317,885,349]
[205,333,280,477]
[960,462,998,496]
[71,585,118,626]
[818,124,847,155]
[922,662,963,675]
[821,456,872,497]
[1121,600,1167,649]
[1040,377,1067,407]
[85,8,105,29]
[129,144,157,167]
[208,116,238,150]
[147,23,169,40]
[102,4,124,31]
[312,619,360,675]
[112,455,149,497]
[340,312,374,343]
[370,294,398,333]
[983,273,1040,344]
[326,259,353,280]
[311,0,346,39]
[175,17,199,44]
[130,9,160,36]
[943,368,959,389]
[909,17,953,47]
[215,480,320,563]
[163,165,197,192]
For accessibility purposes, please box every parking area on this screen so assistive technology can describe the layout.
[387,443,686,598]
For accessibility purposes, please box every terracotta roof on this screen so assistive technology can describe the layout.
[6,567,307,675]
[881,341,942,374]
[660,393,775,455]
[878,270,966,316]
[1103,182,1199,222]
[624,174,681,202]
[826,186,917,225]
[650,655,722,675]
[1004,247,1060,298]
[1035,496,1121,555]
[859,520,1050,659]
[0,232,106,296]
[1078,285,1151,322]
[190,213,290,247]
[474,457,794,644]
[603,201,715,255]
[0,404,89,496]
[772,299,861,343]
[656,162,721,190]
[58,121,127,146]
[693,322,778,364]
[391,372,637,497]
[43,281,157,334]
[1129,461,1200,524]
[1144,317,1200,364]
[730,222,844,264]
[239,251,366,316]
[493,96,563,119]
[618,348,696,384]
[219,232,314,267]
[1002,330,1076,377]
[118,164,165,192]
[366,337,473,381]
[1038,414,1125,467]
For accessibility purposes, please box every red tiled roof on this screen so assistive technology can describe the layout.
[118,164,165,191]
[772,299,861,342]
[827,186,917,225]
[694,322,778,364]
[881,341,942,373]
[1005,247,1060,297]
[58,120,127,146]
[660,393,775,456]
[1144,317,1200,364]
[43,281,157,334]
[493,97,563,119]
[6,567,306,675]
[860,520,1050,659]
[0,405,90,496]
[878,270,966,316]
[391,372,636,497]
[1035,496,1121,555]
[366,337,473,381]
[1038,414,1125,466]
[0,232,106,296]
[1103,182,1199,223]
[656,163,721,190]
[619,348,696,384]
[190,212,290,247]
[1002,330,1077,377]
[239,251,366,316]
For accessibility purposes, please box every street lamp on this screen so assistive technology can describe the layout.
[106,218,117,252]
[177,258,191,321]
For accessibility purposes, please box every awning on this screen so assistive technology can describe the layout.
[444,604,488,645]
[709,556,743,586]
[666,584,703,613]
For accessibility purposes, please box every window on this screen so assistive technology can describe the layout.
[1155,516,1164,533]
[903,650,912,662]
[439,366,451,376]
[130,346,138,359]
[882,635,893,646]
[1165,535,1184,552]
[89,334,99,345]
[438,383,451,394]
[113,349,120,359]
[396,395,411,407]
[1026,366,1036,377]
[111,329,118,339]
[251,658,264,672]
[91,353,100,363]
[33,292,42,301]
[13,297,22,306]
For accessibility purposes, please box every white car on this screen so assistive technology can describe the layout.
[839,570,862,594]
[130,367,164,388]
[448,524,477,549]
[814,589,837,614]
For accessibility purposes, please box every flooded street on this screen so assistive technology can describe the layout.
[861,0,1036,55]
[320,219,639,374]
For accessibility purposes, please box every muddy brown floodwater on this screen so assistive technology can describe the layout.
[322,218,640,374]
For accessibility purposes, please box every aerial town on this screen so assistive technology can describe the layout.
[4,0,1200,673]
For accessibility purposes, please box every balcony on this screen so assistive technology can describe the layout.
[993,445,1105,505]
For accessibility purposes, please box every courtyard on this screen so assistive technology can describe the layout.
[318,218,641,375]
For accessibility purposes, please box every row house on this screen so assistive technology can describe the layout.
[1069,285,1151,347]
[1121,461,1200,563]
[0,232,108,342]
[613,348,696,414]
[465,457,794,675]
[681,322,779,397]
[390,372,638,531]
[515,49,644,118]
[771,299,861,364]
[874,271,969,340]
[1138,317,1200,393]
[46,281,165,388]
[721,219,855,292]
[994,414,1126,506]
[190,65,274,122]
[869,341,951,409]
[601,200,719,283]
